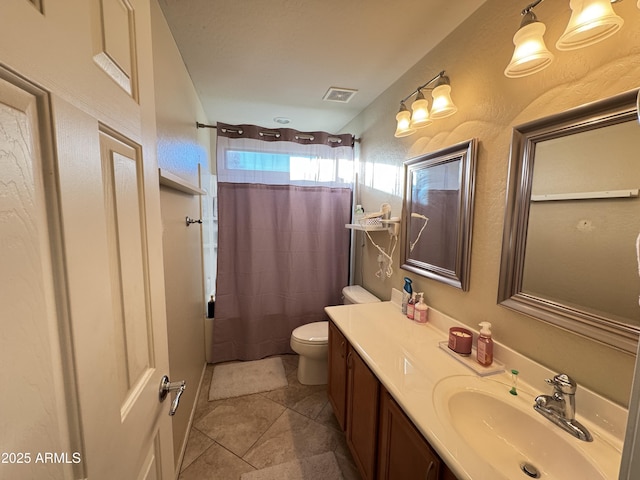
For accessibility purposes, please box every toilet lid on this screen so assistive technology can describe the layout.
[292,321,328,344]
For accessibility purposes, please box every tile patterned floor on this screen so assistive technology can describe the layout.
[178,355,362,480]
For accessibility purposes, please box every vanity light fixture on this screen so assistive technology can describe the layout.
[556,0,624,50]
[505,0,625,78]
[394,71,457,138]
[504,0,554,78]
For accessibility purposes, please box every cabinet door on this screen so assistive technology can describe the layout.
[328,320,348,429]
[378,388,441,480]
[346,346,380,480]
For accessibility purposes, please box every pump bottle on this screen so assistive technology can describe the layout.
[476,322,494,366]
[414,293,428,324]
[407,292,416,320]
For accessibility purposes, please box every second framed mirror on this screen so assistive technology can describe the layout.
[401,139,477,290]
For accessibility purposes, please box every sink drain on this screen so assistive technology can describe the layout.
[520,462,541,478]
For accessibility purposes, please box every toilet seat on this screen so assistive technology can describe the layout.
[291,321,328,345]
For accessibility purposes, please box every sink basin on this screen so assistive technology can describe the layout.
[432,376,619,479]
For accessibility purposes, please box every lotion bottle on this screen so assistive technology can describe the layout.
[477,322,494,366]
[407,292,416,320]
[414,293,428,324]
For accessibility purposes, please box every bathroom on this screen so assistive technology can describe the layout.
[163,0,640,476]
[2,0,640,479]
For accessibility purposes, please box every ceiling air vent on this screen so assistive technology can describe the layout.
[323,87,358,103]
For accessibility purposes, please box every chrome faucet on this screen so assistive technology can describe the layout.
[533,373,593,442]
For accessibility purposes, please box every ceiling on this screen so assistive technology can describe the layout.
[158,0,488,133]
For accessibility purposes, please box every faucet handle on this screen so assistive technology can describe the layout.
[546,373,577,394]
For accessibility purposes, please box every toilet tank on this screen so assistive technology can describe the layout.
[342,285,381,304]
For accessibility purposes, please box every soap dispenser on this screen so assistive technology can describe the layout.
[477,322,494,366]
[406,292,416,320]
[414,293,428,324]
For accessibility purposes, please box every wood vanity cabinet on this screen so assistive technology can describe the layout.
[328,319,380,478]
[346,342,380,480]
[378,388,456,480]
[328,319,348,429]
[327,319,457,480]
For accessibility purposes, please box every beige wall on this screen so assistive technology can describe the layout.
[150,0,211,472]
[345,0,640,406]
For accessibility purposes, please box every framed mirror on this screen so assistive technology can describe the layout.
[401,139,477,290]
[499,89,640,353]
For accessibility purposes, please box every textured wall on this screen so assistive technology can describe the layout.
[152,2,210,184]
[151,0,211,470]
[345,0,640,406]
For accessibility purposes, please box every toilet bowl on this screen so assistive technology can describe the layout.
[290,321,329,385]
[290,285,380,385]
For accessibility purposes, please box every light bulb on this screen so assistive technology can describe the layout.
[410,91,432,129]
[556,0,624,51]
[394,103,416,138]
[505,20,554,78]
[430,83,457,119]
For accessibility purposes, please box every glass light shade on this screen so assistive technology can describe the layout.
[430,84,457,119]
[410,94,432,129]
[504,21,554,78]
[556,0,624,51]
[394,107,416,137]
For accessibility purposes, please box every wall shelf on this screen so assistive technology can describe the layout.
[345,223,387,232]
[158,168,206,195]
[346,218,400,233]
[531,188,638,202]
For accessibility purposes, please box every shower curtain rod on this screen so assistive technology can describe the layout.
[196,122,361,143]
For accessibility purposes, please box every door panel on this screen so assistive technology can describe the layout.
[0,66,83,480]
[0,1,174,478]
[50,96,173,478]
[100,129,153,402]
[92,0,138,97]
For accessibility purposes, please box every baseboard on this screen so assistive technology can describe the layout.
[174,361,208,479]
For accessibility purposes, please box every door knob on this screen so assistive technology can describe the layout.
[159,375,186,416]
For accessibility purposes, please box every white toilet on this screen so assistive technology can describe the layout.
[290,285,380,385]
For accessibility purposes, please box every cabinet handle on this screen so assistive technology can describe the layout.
[425,461,435,480]
[340,340,346,358]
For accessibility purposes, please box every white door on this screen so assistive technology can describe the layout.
[0,1,174,479]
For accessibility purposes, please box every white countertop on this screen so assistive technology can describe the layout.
[325,296,627,480]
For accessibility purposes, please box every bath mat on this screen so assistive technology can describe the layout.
[240,452,343,480]
[209,357,288,400]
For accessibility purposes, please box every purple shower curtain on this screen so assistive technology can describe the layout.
[211,182,351,362]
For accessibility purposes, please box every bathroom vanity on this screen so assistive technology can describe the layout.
[325,296,626,480]
[328,319,455,479]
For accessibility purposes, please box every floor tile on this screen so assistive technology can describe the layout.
[279,354,299,376]
[315,400,343,431]
[240,451,343,480]
[180,427,215,472]
[194,364,217,423]
[195,394,286,457]
[178,442,255,480]
[243,409,343,470]
[262,379,328,420]
[179,354,361,480]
